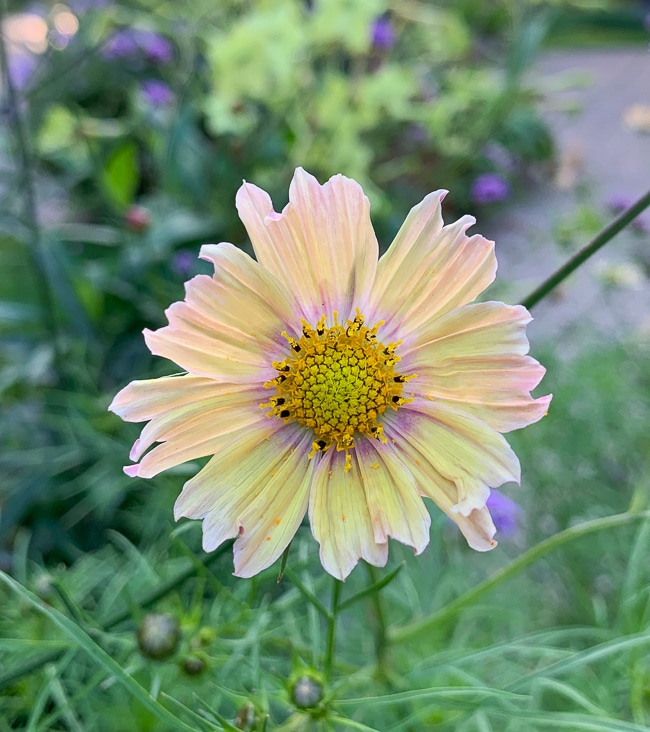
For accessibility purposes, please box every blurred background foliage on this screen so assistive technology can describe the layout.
[1,0,650,729]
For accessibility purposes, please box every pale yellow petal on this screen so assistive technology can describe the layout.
[109,374,262,463]
[401,302,552,432]
[383,417,498,551]
[308,450,388,581]
[368,191,496,342]
[356,439,430,553]
[385,400,520,517]
[125,405,272,480]
[236,167,378,324]
[175,423,311,575]
[144,243,296,383]
[233,431,316,577]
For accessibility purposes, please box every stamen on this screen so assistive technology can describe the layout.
[262,312,414,458]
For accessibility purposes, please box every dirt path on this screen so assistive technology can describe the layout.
[481,47,650,344]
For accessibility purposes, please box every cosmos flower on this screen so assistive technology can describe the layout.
[110,168,551,580]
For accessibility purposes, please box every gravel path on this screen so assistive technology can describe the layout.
[480,47,650,345]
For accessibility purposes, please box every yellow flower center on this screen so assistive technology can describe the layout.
[262,311,415,470]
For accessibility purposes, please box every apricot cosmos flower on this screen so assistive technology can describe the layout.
[109,168,551,580]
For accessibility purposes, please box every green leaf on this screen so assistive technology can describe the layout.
[101,141,140,211]
[0,570,203,732]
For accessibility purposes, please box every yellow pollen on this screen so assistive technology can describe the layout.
[261,310,415,465]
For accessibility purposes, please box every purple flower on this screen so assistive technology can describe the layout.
[8,52,37,90]
[71,0,110,11]
[138,30,174,64]
[606,193,650,233]
[102,29,173,64]
[172,250,195,277]
[606,193,632,215]
[645,12,650,33]
[487,490,523,537]
[140,79,174,107]
[371,16,396,50]
[470,173,510,205]
[632,213,650,234]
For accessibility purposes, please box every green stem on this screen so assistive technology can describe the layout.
[520,189,650,311]
[0,544,230,691]
[365,564,389,680]
[0,0,62,365]
[389,511,650,645]
[324,578,342,679]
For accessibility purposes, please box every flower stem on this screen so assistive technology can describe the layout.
[389,510,650,645]
[0,0,63,367]
[519,188,650,311]
[365,564,389,681]
[324,578,342,679]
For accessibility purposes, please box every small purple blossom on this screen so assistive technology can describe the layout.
[470,173,510,205]
[644,12,650,33]
[371,16,396,50]
[71,0,111,11]
[141,79,174,107]
[606,193,632,215]
[102,29,173,65]
[139,31,174,64]
[487,490,523,537]
[172,250,195,277]
[8,52,37,90]
[632,213,650,234]
[606,192,650,233]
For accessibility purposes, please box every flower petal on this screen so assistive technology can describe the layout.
[383,416,498,551]
[386,399,520,517]
[308,450,388,581]
[144,243,296,383]
[401,302,552,432]
[368,191,496,342]
[236,167,378,324]
[110,374,270,478]
[356,439,430,553]
[176,423,312,576]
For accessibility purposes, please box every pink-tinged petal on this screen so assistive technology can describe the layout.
[386,399,520,517]
[175,423,312,576]
[127,407,273,480]
[383,418,498,551]
[368,191,496,342]
[309,450,389,581]
[236,167,378,324]
[233,431,316,578]
[356,439,430,553]
[400,302,552,432]
[110,374,269,477]
[144,243,296,383]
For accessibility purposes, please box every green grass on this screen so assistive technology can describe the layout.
[1,332,650,730]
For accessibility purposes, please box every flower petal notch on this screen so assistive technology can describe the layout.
[110,168,551,580]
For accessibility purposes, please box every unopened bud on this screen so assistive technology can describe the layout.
[234,701,255,730]
[136,613,180,661]
[124,205,151,232]
[182,655,206,676]
[291,673,324,710]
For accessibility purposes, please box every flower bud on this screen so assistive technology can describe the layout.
[136,613,180,661]
[291,673,324,710]
[124,205,151,232]
[234,701,255,730]
[182,655,206,676]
